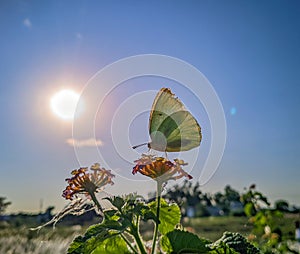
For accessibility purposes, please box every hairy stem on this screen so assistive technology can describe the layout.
[89,192,103,216]
[131,226,147,254]
[121,233,139,254]
[151,181,162,254]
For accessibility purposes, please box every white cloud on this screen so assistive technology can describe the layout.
[23,18,32,28]
[66,138,103,147]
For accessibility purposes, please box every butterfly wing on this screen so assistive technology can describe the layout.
[149,88,201,152]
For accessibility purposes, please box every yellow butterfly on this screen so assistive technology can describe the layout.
[133,88,201,152]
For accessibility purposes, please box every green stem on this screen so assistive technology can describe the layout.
[131,226,147,254]
[121,233,139,254]
[89,192,103,215]
[135,214,140,228]
[151,181,162,254]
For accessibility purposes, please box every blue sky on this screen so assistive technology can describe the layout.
[0,1,299,213]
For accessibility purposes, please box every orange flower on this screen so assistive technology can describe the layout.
[132,154,192,182]
[62,163,114,200]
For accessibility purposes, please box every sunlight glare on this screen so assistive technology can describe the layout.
[50,89,82,120]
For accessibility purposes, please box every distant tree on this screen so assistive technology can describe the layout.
[39,206,55,223]
[212,192,226,209]
[274,200,289,212]
[0,197,11,215]
[212,185,241,215]
[240,185,270,217]
[163,180,211,217]
[224,185,240,202]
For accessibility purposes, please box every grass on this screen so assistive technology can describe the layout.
[139,216,252,243]
[0,224,87,254]
[140,214,297,243]
[181,214,297,242]
[181,216,252,241]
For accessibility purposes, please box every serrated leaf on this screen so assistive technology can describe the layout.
[210,232,259,254]
[68,221,130,254]
[84,224,107,239]
[68,226,130,254]
[68,226,110,254]
[91,235,131,254]
[104,196,125,210]
[101,219,129,231]
[84,231,111,254]
[161,229,210,253]
[208,241,239,254]
[149,198,181,235]
[67,236,85,254]
[141,208,158,222]
[113,196,126,210]
[104,209,118,219]
[132,202,148,215]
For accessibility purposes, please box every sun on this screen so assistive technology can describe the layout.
[50,89,82,120]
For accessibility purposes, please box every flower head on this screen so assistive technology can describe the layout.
[62,163,114,200]
[132,154,192,183]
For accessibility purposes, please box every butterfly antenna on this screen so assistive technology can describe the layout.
[132,143,148,149]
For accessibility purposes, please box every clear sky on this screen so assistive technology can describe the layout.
[0,1,299,213]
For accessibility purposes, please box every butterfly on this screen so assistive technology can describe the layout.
[133,88,201,152]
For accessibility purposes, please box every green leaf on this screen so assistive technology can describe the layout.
[210,232,260,254]
[104,196,125,211]
[101,219,130,231]
[67,235,85,254]
[104,209,118,219]
[68,226,110,254]
[161,229,210,253]
[84,224,109,239]
[141,207,158,222]
[67,223,131,254]
[91,235,131,254]
[208,241,239,254]
[244,202,255,217]
[149,198,181,235]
